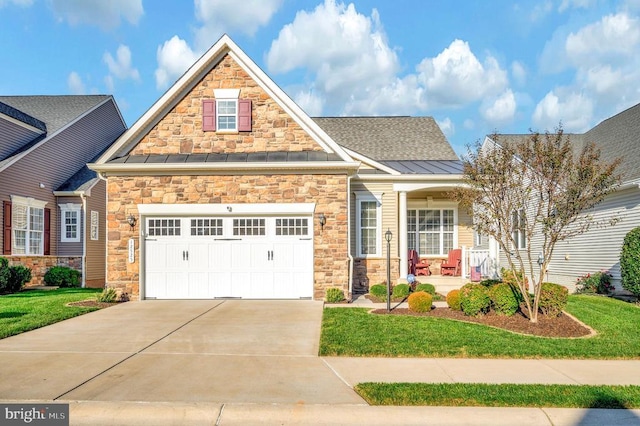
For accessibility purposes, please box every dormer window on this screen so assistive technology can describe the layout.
[202,89,252,132]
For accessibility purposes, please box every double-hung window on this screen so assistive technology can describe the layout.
[356,194,382,257]
[216,99,237,131]
[512,209,527,249]
[407,208,455,256]
[11,196,47,255]
[60,203,81,242]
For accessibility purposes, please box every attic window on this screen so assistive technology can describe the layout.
[202,89,252,132]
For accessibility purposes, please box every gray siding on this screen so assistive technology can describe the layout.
[0,99,126,254]
[57,195,83,256]
[85,180,106,286]
[0,120,42,161]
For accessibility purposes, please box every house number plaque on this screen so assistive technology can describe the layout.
[128,239,135,263]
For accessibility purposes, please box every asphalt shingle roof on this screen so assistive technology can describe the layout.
[0,101,46,131]
[312,116,458,161]
[0,95,109,134]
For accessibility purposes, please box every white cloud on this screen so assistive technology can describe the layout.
[67,71,85,94]
[0,0,32,7]
[49,0,143,30]
[103,44,140,82]
[154,36,200,90]
[558,0,595,12]
[294,89,324,117]
[463,119,475,130]
[511,61,527,86]
[530,1,553,21]
[436,117,455,137]
[194,0,283,49]
[532,91,593,132]
[481,89,517,125]
[416,39,508,108]
[104,75,114,92]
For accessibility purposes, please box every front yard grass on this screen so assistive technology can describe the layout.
[355,383,640,408]
[0,288,102,339]
[320,295,640,358]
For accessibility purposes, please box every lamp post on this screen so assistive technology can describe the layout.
[385,228,392,312]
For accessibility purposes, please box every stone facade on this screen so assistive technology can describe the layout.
[131,54,323,156]
[6,256,82,286]
[106,174,349,300]
[352,257,400,294]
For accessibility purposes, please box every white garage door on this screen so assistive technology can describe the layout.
[144,216,313,299]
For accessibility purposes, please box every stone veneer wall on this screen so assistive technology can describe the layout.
[6,256,82,286]
[106,174,348,300]
[131,54,323,156]
[352,258,400,294]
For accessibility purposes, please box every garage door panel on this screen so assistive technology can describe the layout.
[165,272,187,299]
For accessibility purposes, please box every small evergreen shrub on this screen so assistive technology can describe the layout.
[575,271,614,294]
[408,291,433,313]
[0,257,10,292]
[7,265,31,293]
[621,227,640,297]
[538,282,568,317]
[489,283,520,316]
[44,266,81,288]
[460,283,491,316]
[96,287,118,303]
[479,278,502,287]
[369,283,388,301]
[500,268,528,290]
[392,283,411,299]
[415,283,436,295]
[325,287,345,303]
[446,289,462,311]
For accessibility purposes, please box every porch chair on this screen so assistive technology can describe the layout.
[440,249,462,276]
[415,258,431,276]
[408,249,419,276]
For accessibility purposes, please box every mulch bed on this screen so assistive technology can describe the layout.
[371,307,594,338]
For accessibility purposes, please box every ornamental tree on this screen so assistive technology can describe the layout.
[454,127,621,322]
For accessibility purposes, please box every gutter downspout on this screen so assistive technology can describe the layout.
[347,173,354,302]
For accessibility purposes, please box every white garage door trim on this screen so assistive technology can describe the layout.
[139,203,315,300]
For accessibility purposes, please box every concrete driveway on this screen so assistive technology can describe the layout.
[0,300,364,405]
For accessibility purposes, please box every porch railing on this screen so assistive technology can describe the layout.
[461,247,492,280]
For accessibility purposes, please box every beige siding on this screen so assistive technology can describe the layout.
[350,180,397,258]
[85,180,106,287]
[57,195,83,256]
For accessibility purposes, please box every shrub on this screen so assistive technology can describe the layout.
[460,283,491,316]
[479,278,502,287]
[392,283,411,299]
[446,289,462,311]
[415,283,436,295]
[0,257,10,293]
[325,287,345,303]
[500,268,528,290]
[489,283,520,316]
[575,271,614,295]
[369,284,388,301]
[538,282,568,317]
[7,265,31,293]
[408,291,433,313]
[621,227,640,297]
[96,287,118,303]
[44,266,81,288]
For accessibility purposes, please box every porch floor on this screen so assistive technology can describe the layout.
[407,274,467,296]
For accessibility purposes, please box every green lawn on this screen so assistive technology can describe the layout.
[0,288,103,339]
[320,295,640,358]
[355,383,640,408]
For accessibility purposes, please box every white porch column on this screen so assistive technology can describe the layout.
[399,191,408,278]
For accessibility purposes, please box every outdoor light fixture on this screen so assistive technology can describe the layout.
[127,214,137,230]
[319,213,326,231]
[385,229,392,243]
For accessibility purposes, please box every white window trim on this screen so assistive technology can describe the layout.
[512,209,527,250]
[214,89,240,133]
[406,201,458,257]
[59,203,81,243]
[355,192,382,258]
[11,195,47,255]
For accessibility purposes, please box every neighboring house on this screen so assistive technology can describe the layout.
[483,102,640,290]
[1,95,127,287]
[89,35,471,301]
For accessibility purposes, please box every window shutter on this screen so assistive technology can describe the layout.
[202,100,216,131]
[44,208,50,255]
[238,99,252,131]
[3,201,11,255]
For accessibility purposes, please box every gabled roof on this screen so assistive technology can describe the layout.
[95,34,355,168]
[0,101,46,132]
[312,116,458,161]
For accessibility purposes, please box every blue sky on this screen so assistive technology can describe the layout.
[1,0,639,155]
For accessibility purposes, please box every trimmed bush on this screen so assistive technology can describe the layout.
[621,227,640,297]
[0,257,10,293]
[7,265,31,293]
[538,282,568,317]
[392,283,411,299]
[575,271,614,295]
[415,283,436,295]
[489,283,520,316]
[479,278,502,287]
[325,287,345,303]
[44,266,81,288]
[446,289,462,311]
[500,268,528,290]
[408,291,433,313]
[96,287,118,303]
[460,283,491,316]
[369,284,388,301]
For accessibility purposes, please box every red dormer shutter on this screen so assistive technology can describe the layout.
[3,201,11,255]
[202,100,216,131]
[238,99,252,132]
